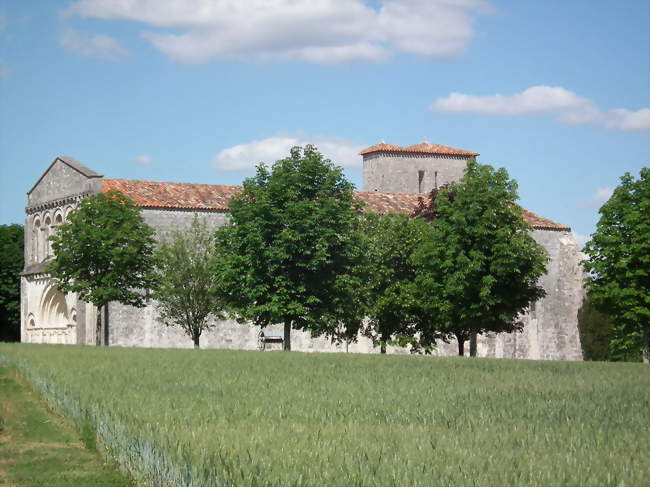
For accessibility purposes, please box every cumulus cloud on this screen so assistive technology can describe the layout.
[572,231,589,250]
[134,155,153,165]
[431,86,650,132]
[65,0,488,64]
[580,187,613,209]
[59,29,130,61]
[214,135,364,171]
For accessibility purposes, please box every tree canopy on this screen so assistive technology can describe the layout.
[0,224,23,342]
[48,190,156,344]
[213,145,365,350]
[152,215,225,349]
[412,158,548,356]
[583,168,649,362]
[361,212,438,353]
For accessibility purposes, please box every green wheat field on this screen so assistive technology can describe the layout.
[0,344,648,486]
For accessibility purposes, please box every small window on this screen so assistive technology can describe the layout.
[418,170,425,193]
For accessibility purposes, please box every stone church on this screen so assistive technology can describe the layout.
[20,142,584,360]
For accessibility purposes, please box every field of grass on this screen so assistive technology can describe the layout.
[0,364,132,486]
[0,344,648,486]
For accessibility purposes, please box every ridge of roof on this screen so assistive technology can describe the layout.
[57,156,102,178]
[103,178,570,231]
[28,156,103,195]
[360,141,479,157]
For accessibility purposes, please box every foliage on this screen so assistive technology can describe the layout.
[0,225,23,342]
[48,190,156,310]
[213,145,365,349]
[361,213,439,353]
[577,296,612,361]
[1,344,649,486]
[412,158,548,355]
[583,168,650,362]
[152,215,225,349]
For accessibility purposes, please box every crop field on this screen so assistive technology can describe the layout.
[0,344,648,486]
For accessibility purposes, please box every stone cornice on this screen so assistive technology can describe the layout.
[363,152,468,161]
[26,192,90,215]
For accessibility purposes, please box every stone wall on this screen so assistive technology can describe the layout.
[107,208,388,353]
[363,152,469,193]
[431,230,584,360]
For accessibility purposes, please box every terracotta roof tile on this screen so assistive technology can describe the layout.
[360,141,479,157]
[102,178,570,231]
[359,142,407,155]
[102,179,242,211]
[355,191,423,214]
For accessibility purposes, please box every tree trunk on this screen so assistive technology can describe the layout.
[642,327,649,364]
[193,335,200,349]
[469,332,477,357]
[283,321,291,351]
[103,305,109,347]
[380,340,387,354]
[457,338,465,356]
[95,305,102,346]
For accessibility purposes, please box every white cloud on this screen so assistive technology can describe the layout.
[581,187,613,209]
[431,85,650,132]
[572,231,589,250]
[214,135,364,171]
[134,154,153,165]
[59,29,130,61]
[65,0,488,64]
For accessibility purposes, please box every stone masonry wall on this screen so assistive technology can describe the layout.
[363,153,469,193]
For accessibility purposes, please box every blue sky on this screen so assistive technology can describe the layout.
[1,0,648,245]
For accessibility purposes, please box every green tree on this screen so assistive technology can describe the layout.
[412,159,548,356]
[583,168,649,363]
[152,215,225,349]
[361,212,439,353]
[48,190,156,345]
[213,145,365,350]
[0,224,23,342]
[577,296,613,361]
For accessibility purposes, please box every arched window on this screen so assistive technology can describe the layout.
[28,313,36,328]
[44,215,52,259]
[33,217,41,262]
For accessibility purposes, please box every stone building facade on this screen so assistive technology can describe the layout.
[21,142,584,360]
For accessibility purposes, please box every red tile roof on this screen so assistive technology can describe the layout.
[102,179,242,211]
[102,178,570,231]
[360,141,479,157]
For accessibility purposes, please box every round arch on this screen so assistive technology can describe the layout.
[39,284,69,330]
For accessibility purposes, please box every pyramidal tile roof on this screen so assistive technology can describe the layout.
[102,178,570,231]
[360,141,479,157]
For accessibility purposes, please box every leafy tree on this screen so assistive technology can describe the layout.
[577,295,613,361]
[583,168,649,363]
[0,224,23,342]
[48,190,156,345]
[361,212,439,353]
[412,159,548,356]
[213,145,365,350]
[152,215,225,349]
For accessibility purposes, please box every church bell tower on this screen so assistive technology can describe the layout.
[360,141,479,194]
